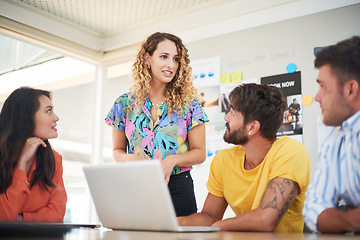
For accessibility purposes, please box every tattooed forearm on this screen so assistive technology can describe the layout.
[260,178,299,219]
[278,184,298,218]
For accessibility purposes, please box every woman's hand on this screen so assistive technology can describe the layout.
[16,137,46,172]
[161,156,178,184]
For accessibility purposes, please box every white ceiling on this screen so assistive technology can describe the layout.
[13,0,231,34]
[1,0,359,64]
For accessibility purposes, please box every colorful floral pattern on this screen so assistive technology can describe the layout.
[105,93,209,175]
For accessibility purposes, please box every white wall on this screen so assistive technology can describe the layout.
[185,5,360,217]
[187,4,360,174]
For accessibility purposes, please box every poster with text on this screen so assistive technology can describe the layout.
[261,71,303,143]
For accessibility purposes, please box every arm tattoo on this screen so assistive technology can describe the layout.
[260,178,298,220]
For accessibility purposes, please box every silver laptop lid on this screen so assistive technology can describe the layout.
[83,160,180,231]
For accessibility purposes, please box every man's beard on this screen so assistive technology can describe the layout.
[223,123,249,145]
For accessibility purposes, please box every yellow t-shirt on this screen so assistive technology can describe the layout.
[207,136,310,233]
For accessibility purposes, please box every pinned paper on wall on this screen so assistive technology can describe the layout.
[286,63,297,73]
[231,71,242,83]
[221,74,231,85]
[302,95,313,106]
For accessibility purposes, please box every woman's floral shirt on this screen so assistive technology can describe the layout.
[105,92,209,175]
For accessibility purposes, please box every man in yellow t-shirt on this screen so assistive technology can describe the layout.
[178,83,310,233]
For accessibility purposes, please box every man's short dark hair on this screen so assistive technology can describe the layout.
[229,83,286,140]
[315,36,360,88]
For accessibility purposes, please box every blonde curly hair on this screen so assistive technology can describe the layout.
[130,32,198,115]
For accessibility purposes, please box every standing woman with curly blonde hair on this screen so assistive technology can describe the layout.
[105,32,209,216]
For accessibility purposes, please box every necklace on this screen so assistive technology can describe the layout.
[151,98,166,107]
[154,101,164,107]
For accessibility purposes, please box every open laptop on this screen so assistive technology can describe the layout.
[83,160,219,232]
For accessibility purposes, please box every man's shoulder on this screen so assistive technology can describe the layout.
[213,146,244,163]
[318,126,341,149]
[344,110,360,131]
[210,146,244,170]
[272,136,309,159]
[274,136,304,148]
[217,145,243,155]
[268,137,310,183]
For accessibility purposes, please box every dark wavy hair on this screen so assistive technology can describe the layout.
[229,83,286,140]
[0,87,56,193]
[315,36,360,89]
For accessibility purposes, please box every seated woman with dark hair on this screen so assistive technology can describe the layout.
[0,87,67,222]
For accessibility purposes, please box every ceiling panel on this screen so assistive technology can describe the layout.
[11,0,231,34]
[1,0,359,62]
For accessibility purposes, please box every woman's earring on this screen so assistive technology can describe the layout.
[147,65,151,70]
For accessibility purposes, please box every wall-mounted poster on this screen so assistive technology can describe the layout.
[261,72,303,143]
[191,57,221,137]
[192,56,221,89]
[191,57,229,163]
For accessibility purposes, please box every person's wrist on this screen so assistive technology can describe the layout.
[15,161,27,171]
